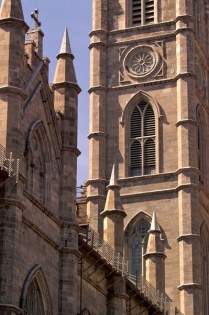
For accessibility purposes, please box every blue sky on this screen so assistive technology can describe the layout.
[21,0,92,186]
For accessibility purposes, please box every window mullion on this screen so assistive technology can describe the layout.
[142,114,144,175]
[141,0,145,25]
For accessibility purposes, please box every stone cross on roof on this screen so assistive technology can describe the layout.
[31,9,41,29]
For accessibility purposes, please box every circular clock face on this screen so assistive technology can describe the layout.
[125,46,158,78]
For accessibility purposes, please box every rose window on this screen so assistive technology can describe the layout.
[124,46,159,79]
[130,51,155,75]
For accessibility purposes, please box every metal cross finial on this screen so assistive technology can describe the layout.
[31,9,41,29]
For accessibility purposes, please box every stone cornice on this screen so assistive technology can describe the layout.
[178,283,203,291]
[88,86,107,93]
[53,81,81,93]
[88,132,107,139]
[175,119,197,127]
[177,234,200,242]
[106,73,195,91]
[0,86,27,100]
[143,252,167,260]
[89,41,107,49]
[61,145,81,157]
[0,198,26,211]
[85,178,107,186]
[0,304,22,314]
[176,167,199,175]
[0,17,29,32]
[89,29,107,37]
[86,194,106,202]
[100,209,127,218]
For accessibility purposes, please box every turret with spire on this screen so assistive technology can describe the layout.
[144,212,166,293]
[53,28,81,223]
[53,28,81,315]
[101,164,127,255]
[0,0,28,152]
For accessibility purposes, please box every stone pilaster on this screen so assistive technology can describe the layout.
[87,0,108,234]
[176,1,202,313]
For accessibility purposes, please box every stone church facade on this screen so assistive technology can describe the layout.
[0,0,208,315]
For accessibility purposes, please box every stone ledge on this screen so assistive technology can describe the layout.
[178,283,203,291]
[0,304,22,314]
[177,234,200,242]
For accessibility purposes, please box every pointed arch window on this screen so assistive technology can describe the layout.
[197,110,203,183]
[130,219,150,275]
[130,100,156,176]
[132,0,154,26]
[24,280,44,315]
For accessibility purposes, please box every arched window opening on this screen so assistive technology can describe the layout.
[132,0,155,26]
[24,280,44,315]
[130,101,156,176]
[130,219,150,276]
[197,111,203,183]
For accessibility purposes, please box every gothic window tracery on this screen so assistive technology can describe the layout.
[24,280,44,315]
[129,219,150,275]
[25,121,50,206]
[130,100,156,176]
[132,0,154,26]
[197,109,204,184]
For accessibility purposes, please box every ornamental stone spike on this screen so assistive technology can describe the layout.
[150,211,161,232]
[53,28,78,85]
[109,164,119,187]
[59,28,73,56]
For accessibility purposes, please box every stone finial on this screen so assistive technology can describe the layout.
[109,164,119,187]
[53,28,78,85]
[150,211,161,232]
[0,0,24,20]
[59,28,73,56]
[102,164,125,213]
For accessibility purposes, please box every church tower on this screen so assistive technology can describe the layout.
[87,0,209,314]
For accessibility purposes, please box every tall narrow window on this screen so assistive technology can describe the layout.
[132,0,154,26]
[197,112,203,183]
[130,100,156,176]
[24,281,44,315]
[130,220,150,275]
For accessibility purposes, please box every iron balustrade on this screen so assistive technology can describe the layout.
[79,226,170,314]
[0,144,20,184]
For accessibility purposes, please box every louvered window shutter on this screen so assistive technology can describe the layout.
[132,0,142,26]
[132,0,154,26]
[145,0,154,24]
[130,101,156,176]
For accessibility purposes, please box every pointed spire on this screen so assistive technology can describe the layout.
[150,212,161,232]
[59,28,73,56]
[102,164,125,213]
[0,0,24,20]
[109,164,119,187]
[53,28,78,85]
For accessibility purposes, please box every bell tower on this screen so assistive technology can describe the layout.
[87,0,209,314]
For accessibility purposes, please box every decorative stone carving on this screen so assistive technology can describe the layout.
[120,42,164,84]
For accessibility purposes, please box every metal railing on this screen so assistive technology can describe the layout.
[0,144,20,184]
[79,227,170,314]
[128,274,170,314]
[80,227,129,276]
